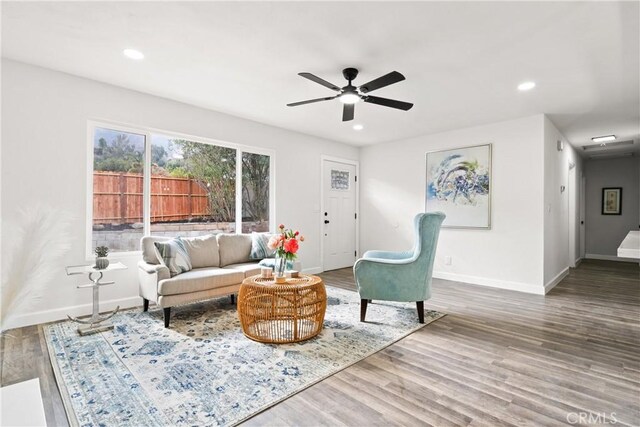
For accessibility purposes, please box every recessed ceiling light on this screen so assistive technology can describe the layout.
[353,124,364,131]
[517,81,536,91]
[123,48,144,60]
[591,135,616,143]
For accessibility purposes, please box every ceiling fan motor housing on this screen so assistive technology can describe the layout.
[342,67,359,83]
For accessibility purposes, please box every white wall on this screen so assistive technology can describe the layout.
[360,115,546,294]
[584,156,639,260]
[542,117,582,291]
[1,59,359,328]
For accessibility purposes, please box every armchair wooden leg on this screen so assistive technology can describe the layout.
[416,301,424,324]
[142,298,149,312]
[163,307,171,328]
[360,299,368,322]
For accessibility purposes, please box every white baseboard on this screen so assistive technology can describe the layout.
[544,267,569,294]
[433,271,545,295]
[585,253,637,262]
[574,257,582,267]
[11,268,325,330]
[10,296,141,330]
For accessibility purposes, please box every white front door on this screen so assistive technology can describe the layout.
[322,159,357,271]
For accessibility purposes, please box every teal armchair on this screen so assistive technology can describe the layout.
[354,212,445,323]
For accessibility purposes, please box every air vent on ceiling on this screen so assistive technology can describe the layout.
[583,140,634,151]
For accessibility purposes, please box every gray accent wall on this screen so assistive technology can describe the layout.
[584,157,639,258]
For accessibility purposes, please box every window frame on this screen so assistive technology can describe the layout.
[86,119,276,259]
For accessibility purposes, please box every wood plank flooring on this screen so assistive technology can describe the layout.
[1,259,638,426]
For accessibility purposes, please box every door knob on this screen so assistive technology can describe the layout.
[324,220,330,224]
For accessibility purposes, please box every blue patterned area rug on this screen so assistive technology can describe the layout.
[45,286,445,427]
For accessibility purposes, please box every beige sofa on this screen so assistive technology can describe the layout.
[138,233,273,327]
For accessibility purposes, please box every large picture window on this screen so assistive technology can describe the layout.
[89,123,273,254]
[150,135,237,238]
[92,128,146,252]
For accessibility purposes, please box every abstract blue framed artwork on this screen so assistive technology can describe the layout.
[425,143,492,229]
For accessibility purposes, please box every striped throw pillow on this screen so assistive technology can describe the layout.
[153,238,192,277]
[249,232,275,260]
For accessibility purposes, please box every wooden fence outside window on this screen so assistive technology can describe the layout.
[93,171,211,224]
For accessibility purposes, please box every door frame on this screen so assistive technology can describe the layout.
[579,175,586,259]
[568,162,577,268]
[320,155,360,272]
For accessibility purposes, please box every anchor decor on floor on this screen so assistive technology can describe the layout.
[65,262,127,335]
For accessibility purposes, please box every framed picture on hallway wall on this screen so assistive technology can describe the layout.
[602,187,622,215]
[425,143,492,229]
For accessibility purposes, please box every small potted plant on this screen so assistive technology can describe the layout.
[94,246,110,270]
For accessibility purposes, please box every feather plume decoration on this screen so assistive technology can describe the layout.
[1,205,74,333]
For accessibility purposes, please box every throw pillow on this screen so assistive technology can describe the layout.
[154,238,192,277]
[250,232,276,260]
[180,234,219,268]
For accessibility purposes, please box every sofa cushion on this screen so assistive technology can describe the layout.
[154,238,192,277]
[158,267,244,296]
[217,234,252,267]
[249,232,275,260]
[180,234,219,268]
[141,236,171,264]
[223,262,262,278]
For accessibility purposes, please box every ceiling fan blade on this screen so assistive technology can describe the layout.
[287,95,338,107]
[359,71,406,93]
[342,104,355,121]
[298,72,342,92]
[364,95,413,111]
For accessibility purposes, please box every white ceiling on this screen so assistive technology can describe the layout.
[2,1,639,153]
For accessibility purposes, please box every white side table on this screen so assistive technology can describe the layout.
[65,262,127,335]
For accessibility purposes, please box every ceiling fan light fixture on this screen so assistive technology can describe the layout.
[339,93,361,104]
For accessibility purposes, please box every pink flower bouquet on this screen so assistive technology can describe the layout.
[268,224,304,276]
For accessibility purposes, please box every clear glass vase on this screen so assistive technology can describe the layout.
[275,254,287,278]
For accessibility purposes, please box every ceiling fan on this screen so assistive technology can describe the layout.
[287,67,413,122]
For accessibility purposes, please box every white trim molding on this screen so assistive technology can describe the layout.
[9,296,141,331]
[433,271,546,295]
[544,267,569,294]
[585,253,638,262]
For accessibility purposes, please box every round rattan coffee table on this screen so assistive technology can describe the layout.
[238,274,327,343]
